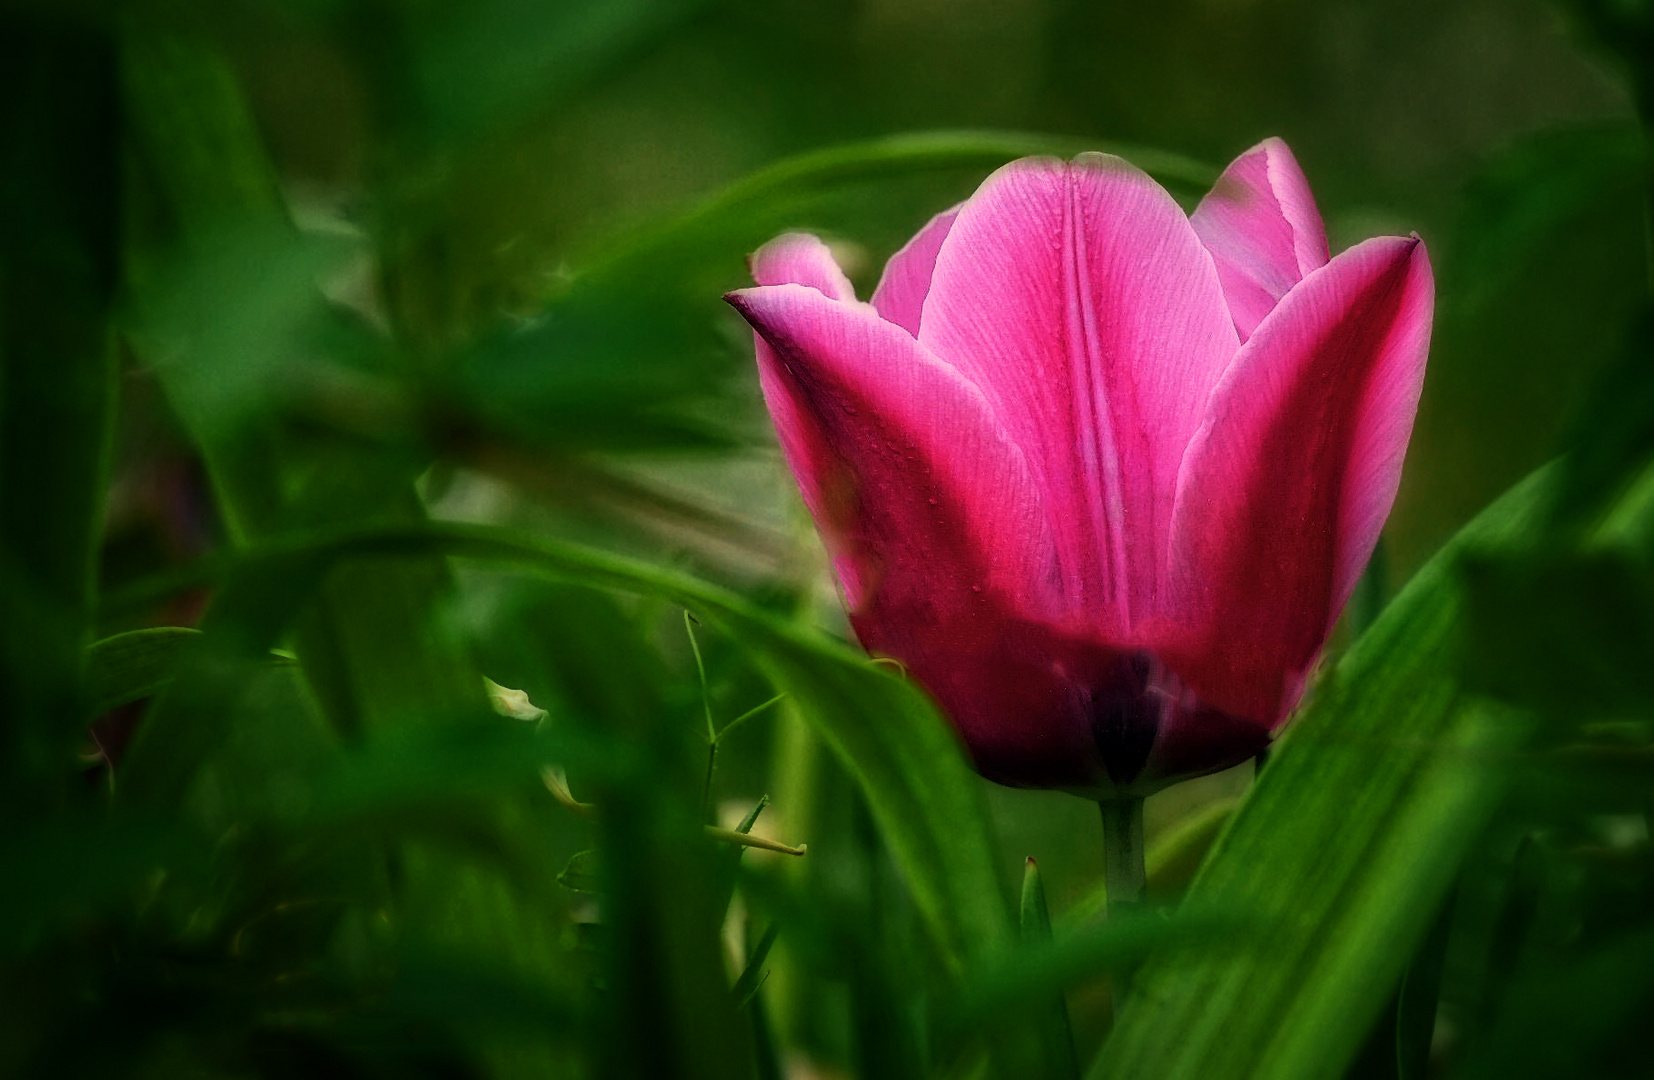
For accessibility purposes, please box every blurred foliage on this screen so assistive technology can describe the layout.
[3,0,1654,1078]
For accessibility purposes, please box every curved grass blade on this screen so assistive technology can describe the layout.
[1092,466,1556,1080]
[116,519,1015,972]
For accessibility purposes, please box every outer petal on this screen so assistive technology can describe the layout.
[918,154,1240,638]
[730,283,1126,786]
[750,232,856,299]
[728,283,1055,620]
[870,204,960,336]
[1160,235,1434,724]
[1190,138,1330,341]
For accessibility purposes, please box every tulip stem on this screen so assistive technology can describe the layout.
[1098,797,1146,913]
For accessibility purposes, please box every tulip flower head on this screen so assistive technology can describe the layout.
[728,139,1433,797]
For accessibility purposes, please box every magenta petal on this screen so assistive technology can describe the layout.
[1191,138,1330,341]
[750,232,857,300]
[871,205,961,336]
[1162,235,1434,724]
[727,283,1055,619]
[728,283,1131,786]
[918,154,1239,639]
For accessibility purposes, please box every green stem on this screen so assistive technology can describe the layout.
[1099,797,1146,913]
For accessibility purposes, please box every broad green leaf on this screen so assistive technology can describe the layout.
[1092,466,1555,1080]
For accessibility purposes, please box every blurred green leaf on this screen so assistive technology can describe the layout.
[85,626,200,716]
[0,14,120,803]
[280,718,617,829]
[950,908,1237,1033]
[0,815,205,956]
[1395,892,1455,1080]
[407,0,710,143]
[1462,926,1654,1080]
[129,518,1017,972]
[356,944,585,1039]
[1018,858,1079,1080]
[131,224,360,446]
[1453,126,1647,314]
[118,20,286,234]
[1461,549,1654,721]
[1093,466,1555,1080]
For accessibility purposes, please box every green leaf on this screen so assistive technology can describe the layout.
[950,908,1237,1033]
[1092,466,1556,1080]
[84,627,201,716]
[407,0,709,143]
[123,518,1016,971]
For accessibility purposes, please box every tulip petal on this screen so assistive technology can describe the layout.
[731,282,1121,785]
[871,205,961,336]
[1162,235,1434,724]
[918,154,1240,638]
[750,232,857,300]
[727,283,1055,620]
[1190,138,1330,341]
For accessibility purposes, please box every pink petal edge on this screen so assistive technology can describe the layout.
[750,232,856,300]
[1191,138,1331,341]
[870,204,961,337]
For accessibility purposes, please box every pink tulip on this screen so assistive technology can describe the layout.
[727,138,1433,795]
